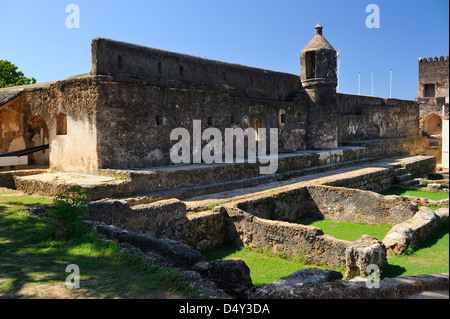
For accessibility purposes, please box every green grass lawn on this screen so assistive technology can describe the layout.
[381,221,449,278]
[204,216,448,285]
[0,188,197,299]
[381,186,449,201]
[203,247,345,288]
[295,218,392,242]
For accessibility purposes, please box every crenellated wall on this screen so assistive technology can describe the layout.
[418,55,449,98]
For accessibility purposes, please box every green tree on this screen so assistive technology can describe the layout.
[0,59,36,88]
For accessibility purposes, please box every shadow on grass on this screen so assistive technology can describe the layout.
[381,264,407,279]
[381,221,449,279]
[381,186,409,196]
[0,197,190,299]
[407,221,449,253]
[201,245,243,262]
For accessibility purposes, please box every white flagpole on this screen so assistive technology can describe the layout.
[390,69,392,98]
[358,72,361,95]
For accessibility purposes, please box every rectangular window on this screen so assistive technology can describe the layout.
[57,114,68,135]
[424,84,435,98]
[305,52,316,79]
[158,62,162,74]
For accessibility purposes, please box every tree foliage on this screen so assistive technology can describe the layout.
[0,59,36,88]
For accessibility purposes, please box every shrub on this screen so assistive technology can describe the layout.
[49,185,91,240]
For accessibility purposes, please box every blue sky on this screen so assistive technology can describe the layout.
[1,0,448,100]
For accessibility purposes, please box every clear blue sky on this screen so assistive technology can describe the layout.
[1,0,448,100]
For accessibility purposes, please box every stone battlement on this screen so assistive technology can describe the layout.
[91,37,303,101]
[419,55,449,63]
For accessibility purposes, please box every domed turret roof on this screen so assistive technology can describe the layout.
[302,24,335,52]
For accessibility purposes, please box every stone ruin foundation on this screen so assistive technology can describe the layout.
[18,154,448,299]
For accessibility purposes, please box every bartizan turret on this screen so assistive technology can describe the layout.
[300,24,338,149]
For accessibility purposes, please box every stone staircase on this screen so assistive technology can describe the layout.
[394,166,419,187]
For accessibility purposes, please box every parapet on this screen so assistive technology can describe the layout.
[90,37,303,101]
[419,55,449,63]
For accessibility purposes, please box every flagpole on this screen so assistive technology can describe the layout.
[358,72,361,95]
[389,69,392,98]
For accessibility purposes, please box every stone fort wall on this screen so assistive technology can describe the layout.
[418,55,449,98]
[91,37,304,101]
[0,37,427,174]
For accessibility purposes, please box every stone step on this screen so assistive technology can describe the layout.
[98,147,384,196]
[429,139,442,147]
[394,167,407,176]
[122,155,388,206]
[395,173,414,183]
[10,153,437,202]
[399,179,419,187]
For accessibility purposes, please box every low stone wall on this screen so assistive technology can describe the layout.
[322,155,436,192]
[185,184,423,269]
[234,185,417,226]
[382,207,449,255]
[222,204,387,278]
[346,137,430,157]
[186,210,228,251]
[0,169,48,189]
[306,185,418,225]
[403,156,437,178]
[322,166,395,192]
[249,268,449,299]
[88,198,188,242]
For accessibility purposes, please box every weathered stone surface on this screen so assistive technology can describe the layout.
[194,260,255,299]
[235,184,418,226]
[89,198,188,241]
[383,207,447,255]
[345,235,387,278]
[249,268,342,299]
[435,207,449,223]
[306,185,418,225]
[186,210,227,251]
[180,270,231,299]
[93,222,205,269]
[249,272,449,299]
[223,205,386,277]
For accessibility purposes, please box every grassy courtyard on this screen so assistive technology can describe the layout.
[204,187,449,286]
[0,188,197,299]
[381,186,449,202]
[1,185,448,296]
[204,217,448,285]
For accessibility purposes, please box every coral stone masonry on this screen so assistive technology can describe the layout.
[1,24,448,299]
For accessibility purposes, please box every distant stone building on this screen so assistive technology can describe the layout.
[416,55,449,135]
[0,24,429,174]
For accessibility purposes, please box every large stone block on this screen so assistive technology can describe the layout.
[89,198,188,241]
[383,207,447,255]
